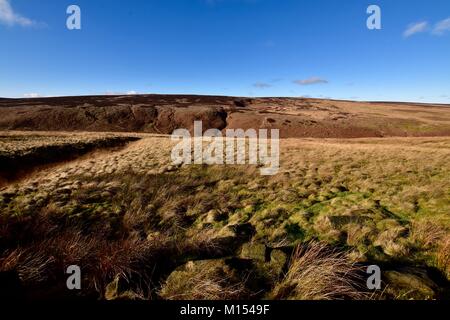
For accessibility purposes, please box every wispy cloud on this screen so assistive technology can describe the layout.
[432,17,450,35]
[403,18,450,38]
[293,77,328,86]
[23,93,42,98]
[105,90,139,96]
[253,82,272,89]
[403,21,428,38]
[0,0,35,27]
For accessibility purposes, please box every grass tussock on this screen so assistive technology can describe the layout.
[437,236,450,279]
[410,221,447,250]
[270,242,366,300]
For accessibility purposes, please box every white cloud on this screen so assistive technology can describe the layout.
[293,77,328,86]
[253,82,272,89]
[0,0,35,27]
[432,17,450,35]
[23,93,42,98]
[104,91,139,96]
[403,18,450,38]
[403,21,428,38]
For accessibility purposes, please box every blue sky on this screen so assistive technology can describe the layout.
[1,0,449,103]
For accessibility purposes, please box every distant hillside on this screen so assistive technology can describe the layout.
[1,94,449,138]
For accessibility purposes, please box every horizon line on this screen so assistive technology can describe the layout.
[1,93,450,106]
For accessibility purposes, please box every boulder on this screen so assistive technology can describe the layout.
[384,269,438,300]
[240,243,267,262]
[159,259,246,300]
[269,249,288,276]
[105,275,142,300]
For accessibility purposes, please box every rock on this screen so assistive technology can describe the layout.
[269,249,287,276]
[240,245,288,280]
[327,215,371,229]
[207,234,241,254]
[105,275,141,300]
[159,259,246,300]
[384,269,437,300]
[228,223,256,240]
[240,243,267,262]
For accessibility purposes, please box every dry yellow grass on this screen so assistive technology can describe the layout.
[270,242,365,300]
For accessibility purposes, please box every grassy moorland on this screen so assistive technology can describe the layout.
[0,133,449,300]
